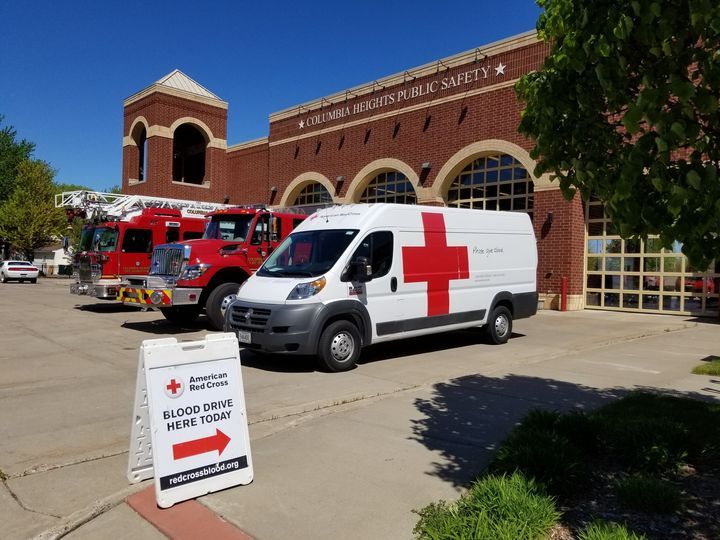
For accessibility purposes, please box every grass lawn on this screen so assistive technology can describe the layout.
[691,357,720,376]
[414,392,720,539]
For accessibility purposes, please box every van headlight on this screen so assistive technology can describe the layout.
[179,263,211,280]
[287,276,326,300]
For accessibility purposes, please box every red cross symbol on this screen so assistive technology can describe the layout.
[166,378,182,395]
[402,212,469,316]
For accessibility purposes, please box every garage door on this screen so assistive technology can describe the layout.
[585,197,719,316]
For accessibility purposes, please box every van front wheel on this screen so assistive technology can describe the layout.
[317,321,361,372]
[485,306,512,344]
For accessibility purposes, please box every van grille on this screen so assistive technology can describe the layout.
[150,246,184,276]
[227,305,271,331]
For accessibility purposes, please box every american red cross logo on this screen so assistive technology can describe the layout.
[165,378,184,398]
[402,212,469,317]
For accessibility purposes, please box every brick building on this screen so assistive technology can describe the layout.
[121,30,719,317]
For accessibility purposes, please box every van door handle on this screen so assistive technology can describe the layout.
[391,277,397,292]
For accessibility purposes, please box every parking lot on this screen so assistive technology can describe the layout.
[2,277,720,539]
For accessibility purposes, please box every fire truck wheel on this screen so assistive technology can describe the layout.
[317,320,361,372]
[207,282,241,331]
[160,306,200,325]
[485,305,512,344]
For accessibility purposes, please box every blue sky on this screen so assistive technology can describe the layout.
[0,1,542,192]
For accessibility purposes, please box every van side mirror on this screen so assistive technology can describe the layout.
[350,256,372,283]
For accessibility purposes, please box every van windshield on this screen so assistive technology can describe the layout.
[257,229,359,278]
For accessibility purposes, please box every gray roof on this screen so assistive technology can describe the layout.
[154,70,221,100]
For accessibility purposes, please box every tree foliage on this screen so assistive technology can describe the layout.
[0,115,35,203]
[516,0,720,269]
[0,160,67,259]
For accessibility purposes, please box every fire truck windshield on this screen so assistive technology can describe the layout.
[91,227,119,252]
[204,215,254,241]
[79,227,94,251]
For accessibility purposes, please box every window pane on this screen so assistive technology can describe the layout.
[604,293,620,307]
[605,257,621,271]
[625,239,641,253]
[623,294,639,308]
[643,276,660,291]
[623,257,640,271]
[623,276,640,290]
[587,274,602,288]
[664,257,683,272]
[662,295,681,311]
[588,240,603,254]
[642,294,660,309]
[586,292,601,306]
[663,277,681,292]
[644,258,660,272]
[587,257,600,271]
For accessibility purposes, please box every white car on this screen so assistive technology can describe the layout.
[0,260,40,283]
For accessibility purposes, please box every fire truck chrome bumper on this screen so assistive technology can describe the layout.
[90,284,119,299]
[70,283,89,295]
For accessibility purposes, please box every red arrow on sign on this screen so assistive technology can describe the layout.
[172,428,231,460]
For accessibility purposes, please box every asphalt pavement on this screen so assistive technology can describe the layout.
[1,278,719,539]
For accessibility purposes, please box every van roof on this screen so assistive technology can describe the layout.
[296,204,533,233]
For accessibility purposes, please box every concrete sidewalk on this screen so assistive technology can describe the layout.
[2,281,719,540]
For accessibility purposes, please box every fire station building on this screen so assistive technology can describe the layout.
[121,30,720,317]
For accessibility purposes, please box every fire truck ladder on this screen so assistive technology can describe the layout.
[55,190,230,220]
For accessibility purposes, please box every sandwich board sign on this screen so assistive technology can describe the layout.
[127,333,253,508]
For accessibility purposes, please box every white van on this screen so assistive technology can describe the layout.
[225,204,537,371]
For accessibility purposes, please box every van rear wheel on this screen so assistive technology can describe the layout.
[485,306,512,344]
[317,320,361,372]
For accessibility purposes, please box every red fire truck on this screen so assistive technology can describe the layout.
[118,206,307,330]
[55,191,230,300]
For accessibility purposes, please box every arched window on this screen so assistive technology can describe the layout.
[446,154,533,221]
[173,124,207,184]
[293,182,333,207]
[131,122,148,182]
[360,171,416,204]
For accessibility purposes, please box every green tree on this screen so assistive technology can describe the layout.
[0,115,35,203]
[0,160,67,260]
[516,0,720,269]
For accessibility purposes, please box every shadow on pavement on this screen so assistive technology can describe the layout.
[359,329,525,366]
[121,318,210,335]
[240,329,526,373]
[411,374,720,488]
[74,303,141,313]
[240,350,317,373]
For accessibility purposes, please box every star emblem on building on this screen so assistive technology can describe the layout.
[495,62,506,76]
[299,119,305,129]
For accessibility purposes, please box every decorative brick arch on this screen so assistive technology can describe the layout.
[344,158,421,203]
[169,117,214,144]
[431,139,552,201]
[279,172,335,207]
[128,116,149,142]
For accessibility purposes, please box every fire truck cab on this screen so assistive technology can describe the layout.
[118,206,307,330]
[72,209,206,299]
[56,191,229,300]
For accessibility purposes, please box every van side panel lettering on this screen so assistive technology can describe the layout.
[376,309,486,336]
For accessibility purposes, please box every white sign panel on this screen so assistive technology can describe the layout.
[128,333,253,508]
